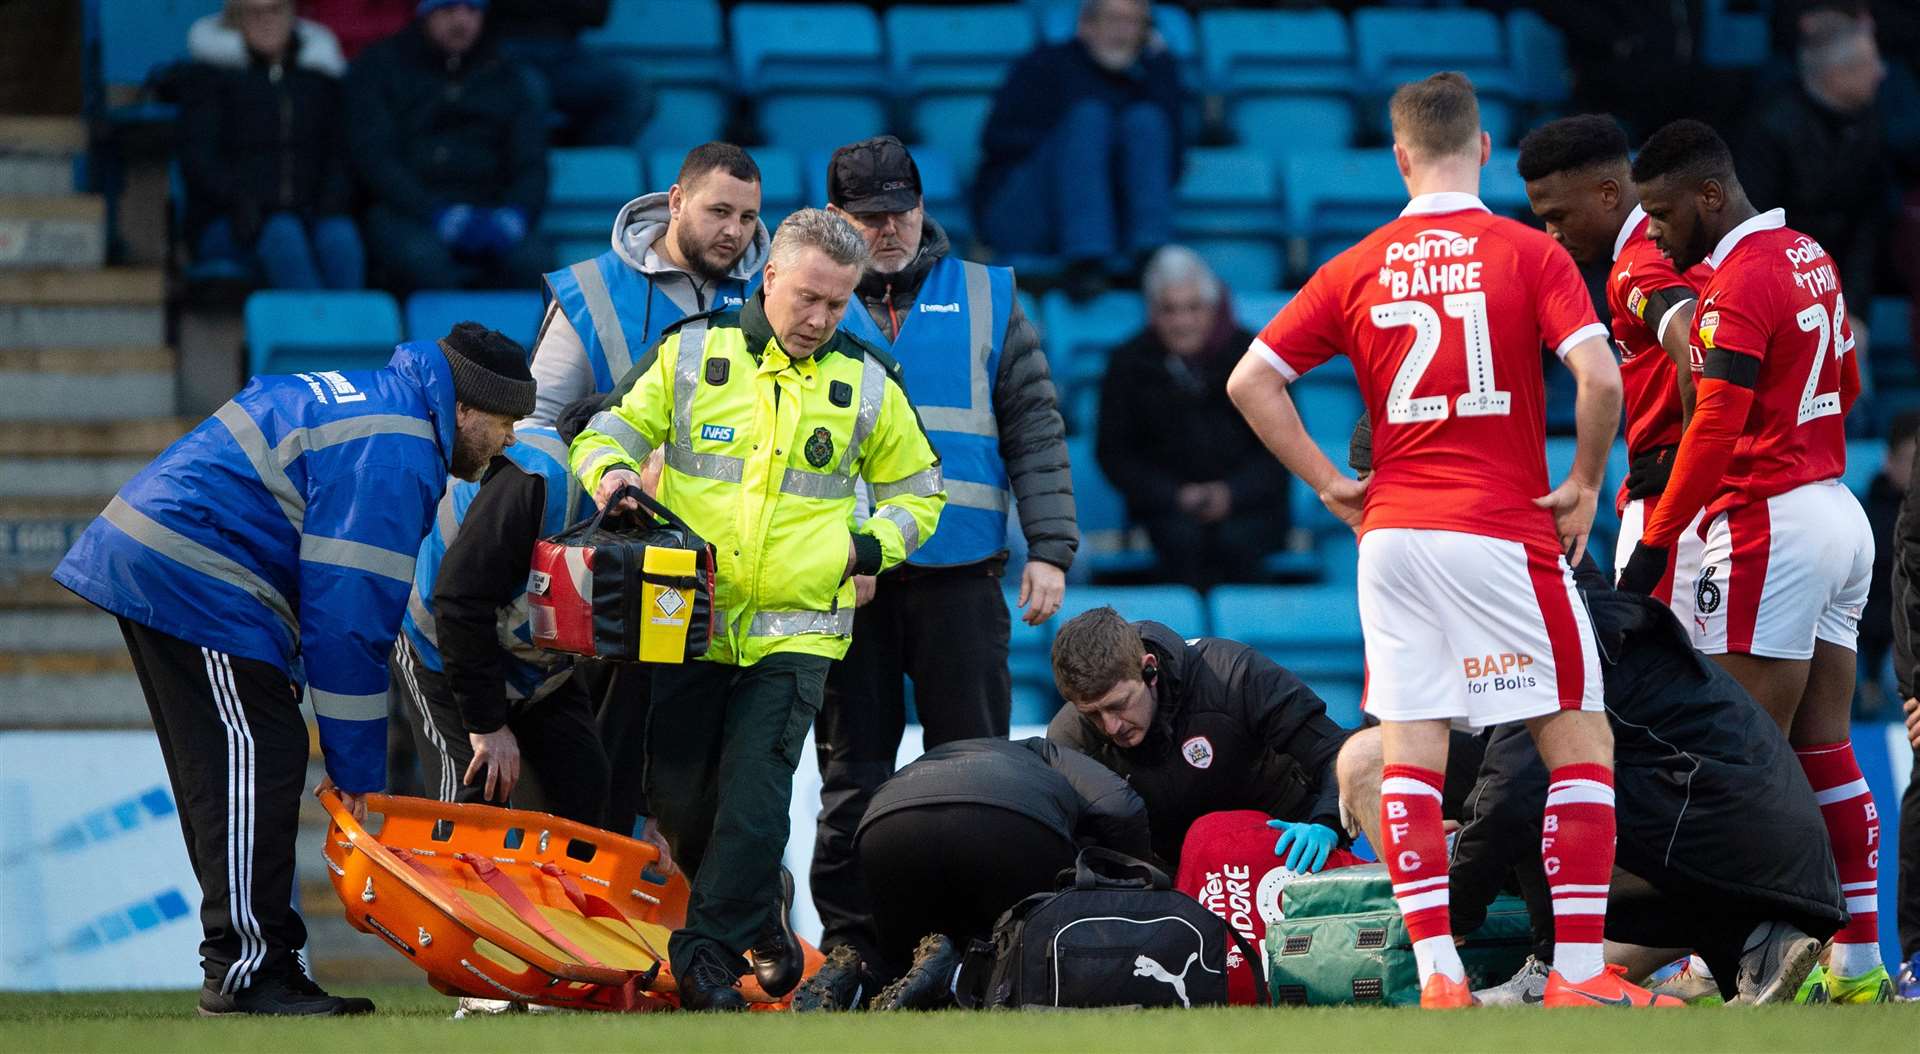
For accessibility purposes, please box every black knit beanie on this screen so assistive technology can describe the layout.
[440,321,537,418]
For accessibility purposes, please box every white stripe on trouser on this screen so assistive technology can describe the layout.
[1551,897,1609,915]
[396,637,456,802]
[203,648,266,995]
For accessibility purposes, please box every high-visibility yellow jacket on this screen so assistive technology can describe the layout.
[570,292,946,666]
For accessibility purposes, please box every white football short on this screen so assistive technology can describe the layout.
[1615,498,1705,629]
[1687,480,1873,659]
[1357,527,1603,730]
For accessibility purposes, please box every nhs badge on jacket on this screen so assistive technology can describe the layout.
[1182,736,1214,770]
[700,424,735,443]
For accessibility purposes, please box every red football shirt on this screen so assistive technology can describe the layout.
[1608,207,1703,475]
[1253,192,1606,548]
[1688,209,1855,517]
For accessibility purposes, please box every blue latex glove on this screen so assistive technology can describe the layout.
[433,203,478,248]
[1267,820,1339,873]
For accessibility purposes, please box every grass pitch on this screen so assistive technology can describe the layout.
[0,985,1911,1052]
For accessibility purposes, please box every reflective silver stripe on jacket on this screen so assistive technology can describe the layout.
[667,320,748,483]
[874,504,921,557]
[407,588,437,641]
[916,261,999,438]
[102,496,298,640]
[835,354,888,476]
[871,465,943,502]
[309,687,388,722]
[300,534,417,584]
[514,430,574,475]
[216,401,305,532]
[779,468,856,500]
[945,478,1011,513]
[571,260,634,381]
[587,410,652,463]
[577,445,627,485]
[748,608,855,637]
[275,414,438,463]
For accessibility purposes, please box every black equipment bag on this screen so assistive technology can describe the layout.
[956,848,1267,1010]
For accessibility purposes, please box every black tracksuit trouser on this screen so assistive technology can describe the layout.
[811,566,1012,963]
[120,618,308,993]
[857,803,1076,979]
[1902,740,1918,959]
[648,652,830,974]
[389,635,609,828]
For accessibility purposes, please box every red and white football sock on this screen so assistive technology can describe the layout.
[1380,764,1463,984]
[1797,742,1881,978]
[1543,763,1615,984]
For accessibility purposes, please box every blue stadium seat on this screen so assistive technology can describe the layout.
[1055,585,1207,635]
[1480,149,1529,212]
[1701,7,1769,70]
[1506,10,1571,103]
[1234,290,1295,334]
[545,148,643,241]
[754,94,889,157]
[1230,96,1358,162]
[885,5,1036,95]
[245,291,403,378]
[1150,5,1201,91]
[93,0,221,118]
[1190,239,1284,293]
[1352,8,1514,98]
[1066,436,1156,577]
[636,88,730,156]
[1209,584,1365,688]
[1282,149,1407,263]
[552,239,607,270]
[1844,439,1887,498]
[1870,297,1915,389]
[584,0,729,89]
[1010,680,1062,726]
[731,3,887,93]
[1007,586,1056,685]
[1197,10,1354,96]
[405,291,545,354]
[1041,289,1145,380]
[1176,148,1281,238]
[909,93,994,185]
[1294,382,1365,455]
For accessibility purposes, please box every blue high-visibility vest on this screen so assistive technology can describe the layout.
[545,250,753,393]
[839,257,1012,566]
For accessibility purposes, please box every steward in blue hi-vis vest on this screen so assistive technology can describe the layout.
[839,256,1013,566]
[529,193,769,423]
[402,424,586,704]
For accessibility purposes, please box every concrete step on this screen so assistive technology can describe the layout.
[0,572,92,609]
[0,157,80,197]
[0,668,147,727]
[0,456,150,498]
[0,414,189,456]
[0,608,122,652]
[0,369,175,419]
[0,116,87,155]
[0,268,166,347]
[0,195,105,269]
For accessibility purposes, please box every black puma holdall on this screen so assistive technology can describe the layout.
[956,848,1266,1010]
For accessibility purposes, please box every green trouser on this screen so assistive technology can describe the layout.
[647,651,830,975]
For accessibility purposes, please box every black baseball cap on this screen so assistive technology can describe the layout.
[828,136,923,215]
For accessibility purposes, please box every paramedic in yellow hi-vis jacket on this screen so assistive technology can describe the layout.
[569,208,946,1012]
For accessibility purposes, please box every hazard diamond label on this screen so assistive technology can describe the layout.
[654,589,686,618]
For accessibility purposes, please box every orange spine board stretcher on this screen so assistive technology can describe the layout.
[318,789,823,1011]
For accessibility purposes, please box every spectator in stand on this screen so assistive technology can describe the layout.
[1859,411,1920,718]
[299,0,412,61]
[974,0,1182,298]
[1095,246,1289,589]
[346,0,548,293]
[179,0,364,290]
[190,0,345,76]
[488,1,651,148]
[1740,8,1890,355]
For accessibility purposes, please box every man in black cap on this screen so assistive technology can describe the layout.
[53,322,533,1015]
[810,135,1077,976]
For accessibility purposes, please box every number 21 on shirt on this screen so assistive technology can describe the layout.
[1793,293,1846,427]
[1371,291,1510,423]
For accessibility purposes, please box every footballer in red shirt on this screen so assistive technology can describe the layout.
[1516,114,1709,618]
[1229,74,1669,1010]
[1627,120,1884,999]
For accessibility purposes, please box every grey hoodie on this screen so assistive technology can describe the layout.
[524,192,770,424]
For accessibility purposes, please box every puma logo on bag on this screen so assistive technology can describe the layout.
[1133,952,1199,1008]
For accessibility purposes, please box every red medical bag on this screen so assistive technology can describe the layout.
[527,485,716,663]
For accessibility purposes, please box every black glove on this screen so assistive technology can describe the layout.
[1623,444,1677,501]
[1616,542,1671,596]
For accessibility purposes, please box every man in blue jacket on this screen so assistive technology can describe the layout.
[52,323,533,1016]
